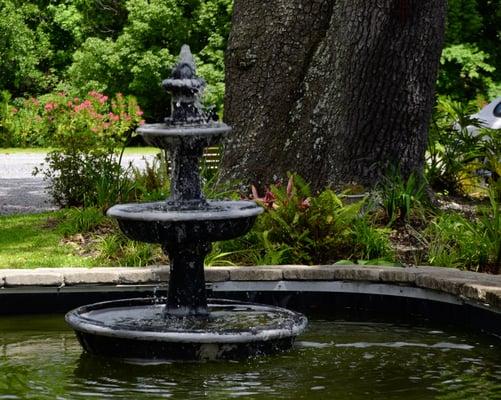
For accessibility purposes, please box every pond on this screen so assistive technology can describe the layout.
[0,314,499,399]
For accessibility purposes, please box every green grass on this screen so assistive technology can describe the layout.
[0,212,96,268]
[0,147,159,155]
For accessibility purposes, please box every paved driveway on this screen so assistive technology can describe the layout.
[0,152,155,215]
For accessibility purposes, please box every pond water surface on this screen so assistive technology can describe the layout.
[0,314,499,399]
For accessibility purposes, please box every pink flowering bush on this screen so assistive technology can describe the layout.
[31,91,144,207]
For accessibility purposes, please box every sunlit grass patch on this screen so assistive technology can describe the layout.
[0,212,96,268]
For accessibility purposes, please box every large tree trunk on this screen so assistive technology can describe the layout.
[221,0,447,192]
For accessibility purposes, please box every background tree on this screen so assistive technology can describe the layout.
[438,0,500,102]
[221,0,448,192]
[67,0,232,119]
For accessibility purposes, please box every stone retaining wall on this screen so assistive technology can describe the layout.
[1,265,500,311]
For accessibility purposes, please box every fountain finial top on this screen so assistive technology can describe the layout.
[171,45,196,79]
[162,45,206,125]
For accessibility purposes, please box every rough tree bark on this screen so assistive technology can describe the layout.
[221,0,447,192]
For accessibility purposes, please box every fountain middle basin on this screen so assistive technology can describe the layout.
[107,200,262,243]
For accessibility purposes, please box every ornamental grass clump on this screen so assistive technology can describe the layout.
[33,91,144,208]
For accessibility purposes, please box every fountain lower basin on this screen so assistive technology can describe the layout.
[66,298,308,361]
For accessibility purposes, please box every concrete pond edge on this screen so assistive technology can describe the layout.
[1,264,500,313]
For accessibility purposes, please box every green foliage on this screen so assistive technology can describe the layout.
[352,219,394,261]
[56,207,106,236]
[377,170,428,226]
[425,190,500,273]
[0,0,232,119]
[445,0,483,45]
[479,189,501,268]
[426,98,486,195]
[213,175,394,266]
[67,0,232,118]
[426,213,485,270]
[32,91,143,207]
[438,44,497,101]
[438,0,501,101]
[96,232,162,266]
[130,152,171,201]
[0,0,56,96]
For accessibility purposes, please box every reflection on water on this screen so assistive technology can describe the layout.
[0,315,499,399]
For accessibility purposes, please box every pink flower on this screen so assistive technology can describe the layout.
[44,102,56,111]
[139,119,145,125]
[11,107,18,114]
[74,100,92,112]
[108,112,120,122]
[251,185,276,209]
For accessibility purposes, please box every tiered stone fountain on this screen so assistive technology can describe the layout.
[66,45,307,361]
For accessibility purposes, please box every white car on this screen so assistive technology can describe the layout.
[469,96,501,133]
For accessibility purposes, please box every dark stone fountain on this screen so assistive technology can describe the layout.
[66,45,307,361]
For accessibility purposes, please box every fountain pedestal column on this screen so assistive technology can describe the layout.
[168,143,206,206]
[163,241,211,316]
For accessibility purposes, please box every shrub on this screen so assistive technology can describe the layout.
[130,152,171,202]
[425,213,487,270]
[426,98,486,195]
[34,91,143,208]
[213,174,394,266]
[425,190,500,273]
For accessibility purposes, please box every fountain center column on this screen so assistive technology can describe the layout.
[168,143,206,206]
[163,240,211,316]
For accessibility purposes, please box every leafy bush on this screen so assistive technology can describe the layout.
[0,1,58,96]
[438,0,501,101]
[425,190,500,273]
[33,91,143,207]
[426,98,486,195]
[130,152,171,202]
[438,44,497,101]
[211,175,394,266]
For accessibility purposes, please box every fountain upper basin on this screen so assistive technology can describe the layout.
[138,122,231,148]
[107,200,263,243]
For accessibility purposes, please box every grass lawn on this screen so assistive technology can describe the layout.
[0,212,96,268]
